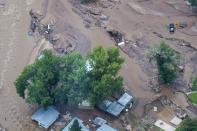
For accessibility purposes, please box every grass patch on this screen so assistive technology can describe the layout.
[188,92,197,104]
[191,77,197,91]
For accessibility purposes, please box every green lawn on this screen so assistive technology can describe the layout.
[188,93,197,104]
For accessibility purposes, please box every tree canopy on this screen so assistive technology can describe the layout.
[176,118,197,131]
[192,76,197,91]
[15,46,124,107]
[15,50,87,107]
[87,46,124,105]
[189,0,197,7]
[69,119,82,131]
[148,41,180,83]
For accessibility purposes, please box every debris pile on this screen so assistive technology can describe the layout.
[70,0,112,28]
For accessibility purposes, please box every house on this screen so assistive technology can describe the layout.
[106,101,125,117]
[96,124,118,131]
[62,117,90,131]
[31,106,59,129]
[117,92,133,107]
[99,93,133,117]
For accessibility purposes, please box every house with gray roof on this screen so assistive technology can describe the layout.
[117,92,133,107]
[99,93,133,117]
[31,106,59,129]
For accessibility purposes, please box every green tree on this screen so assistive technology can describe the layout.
[15,50,88,107]
[15,50,61,106]
[189,0,197,7]
[69,119,82,131]
[176,118,197,131]
[56,53,89,106]
[87,46,124,105]
[148,41,180,83]
[192,76,197,91]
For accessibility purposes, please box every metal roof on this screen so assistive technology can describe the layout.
[93,117,107,126]
[106,101,124,117]
[62,117,90,131]
[96,124,118,131]
[31,106,59,129]
[117,93,133,106]
[99,100,112,111]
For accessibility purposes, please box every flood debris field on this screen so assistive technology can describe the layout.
[0,0,197,131]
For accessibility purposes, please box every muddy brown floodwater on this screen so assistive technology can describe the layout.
[0,0,196,130]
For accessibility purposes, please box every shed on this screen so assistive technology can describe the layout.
[106,101,124,117]
[62,117,90,131]
[31,106,59,129]
[96,124,118,131]
[117,93,133,107]
[93,117,107,126]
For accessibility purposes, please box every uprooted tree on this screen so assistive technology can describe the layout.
[15,46,124,107]
[87,46,124,106]
[148,41,180,84]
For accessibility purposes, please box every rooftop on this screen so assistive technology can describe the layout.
[62,117,90,131]
[106,101,125,117]
[117,93,133,106]
[31,106,59,129]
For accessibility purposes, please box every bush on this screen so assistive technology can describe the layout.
[192,76,197,91]
[176,118,197,131]
[188,92,197,104]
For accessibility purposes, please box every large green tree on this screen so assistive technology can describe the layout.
[56,53,89,106]
[15,50,61,106]
[87,46,124,105]
[189,0,197,7]
[69,119,82,131]
[176,118,197,131]
[15,50,87,107]
[148,41,180,83]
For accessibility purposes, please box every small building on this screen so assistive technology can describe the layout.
[96,124,118,131]
[99,93,133,117]
[62,117,90,131]
[117,92,133,107]
[106,101,124,117]
[31,106,60,129]
[99,100,112,111]
[93,117,107,126]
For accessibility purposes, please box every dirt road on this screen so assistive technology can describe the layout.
[0,0,43,130]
